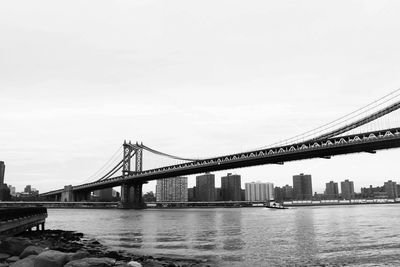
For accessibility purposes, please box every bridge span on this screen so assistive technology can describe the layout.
[40,94,400,209]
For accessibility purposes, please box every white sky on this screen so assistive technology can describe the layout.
[1,0,400,194]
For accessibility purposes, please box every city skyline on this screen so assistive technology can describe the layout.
[2,1,400,194]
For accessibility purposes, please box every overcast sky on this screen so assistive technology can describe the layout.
[2,0,400,194]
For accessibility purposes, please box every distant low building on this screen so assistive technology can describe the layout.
[245,182,274,202]
[361,185,384,198]
[275,184,293,202]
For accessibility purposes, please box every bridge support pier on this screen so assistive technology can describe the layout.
[119,182,146,209]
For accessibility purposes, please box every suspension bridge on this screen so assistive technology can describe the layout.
[40,89,400,208]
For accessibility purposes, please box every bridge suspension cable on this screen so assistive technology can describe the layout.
[137,144,202,162]
[264,88,400,148]
[79,145,123,183]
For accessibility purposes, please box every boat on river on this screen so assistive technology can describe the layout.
[265,202,288,209]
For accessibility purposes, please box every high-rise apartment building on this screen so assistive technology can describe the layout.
[195,173,215,201]
[8,185,16,196]
[384,180,398,199]
[341,179,355,200]
[0,161,5,184]
[245,182,274,202]
[275,184,293,202]
[221,173,241,201]
[156,177,188,202]
[325,181,339,199]
[293,173,313,200]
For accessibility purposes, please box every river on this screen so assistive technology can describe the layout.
[46,205,400,266]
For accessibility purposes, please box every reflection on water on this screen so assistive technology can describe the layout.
[47,205,400,266]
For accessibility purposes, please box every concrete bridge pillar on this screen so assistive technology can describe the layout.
[119,182,146,209]
[61,185,74,202]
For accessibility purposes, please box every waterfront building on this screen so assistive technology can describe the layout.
[361,185,384,198]
[275,184,293,202]
[24,185,32,194]
[215,188,223,201]
[156,177,188,202]
[293,173,313,200]
[195,173,215,201]
[221,173,241,201]
[340,179,355,200]
[245,182,274,202]
[384,180,398,199]
[325,181,339,199]
[8,185,16,196]
[0,162,10,201]
[188,187,195,201]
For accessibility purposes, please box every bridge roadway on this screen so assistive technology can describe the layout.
[42,127,400,200]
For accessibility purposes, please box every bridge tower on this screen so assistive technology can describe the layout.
[120,141,146,209]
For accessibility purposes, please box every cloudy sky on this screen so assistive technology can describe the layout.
[1,0,400,194]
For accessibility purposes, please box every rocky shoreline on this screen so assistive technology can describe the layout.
[0,230,213,267]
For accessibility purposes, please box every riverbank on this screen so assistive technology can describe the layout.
[0,230,212,267]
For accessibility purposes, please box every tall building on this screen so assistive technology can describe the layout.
[245,182,274,202]
[384,180,398,199]
[156,177,188,202]
[293,173,313,200]
[0,162,10,201]
[221,173,241,201]
[196,173,215,201]
[325,181,339,199]
[0,161,5,184]
[215,188,223,201]
[188,188,195,201]
[341,179,355,200]
[24,185,32,194]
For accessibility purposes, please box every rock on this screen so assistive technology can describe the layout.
[10,255,36,267]
[141,260,163,267]
[0,253,10,261]
[67,251,90,262]
[33,250,69,267]
[19,246,44,259]
[0,238,33,256]
[0,263,9,267]
[127,261,142,267]
[115,261,129,267]
[6,257,20,263]
[64,257,116,267]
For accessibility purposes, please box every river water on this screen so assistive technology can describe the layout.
[46,205,400,266]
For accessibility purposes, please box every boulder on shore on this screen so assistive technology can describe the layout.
[67,251,90,262]
[0,237,33,256]
[19,246,44,259]
[10,255,37,267]
[6,256,20,263]
[34,250,69,267]
[64,257,116,267]
[0,253,10,261]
